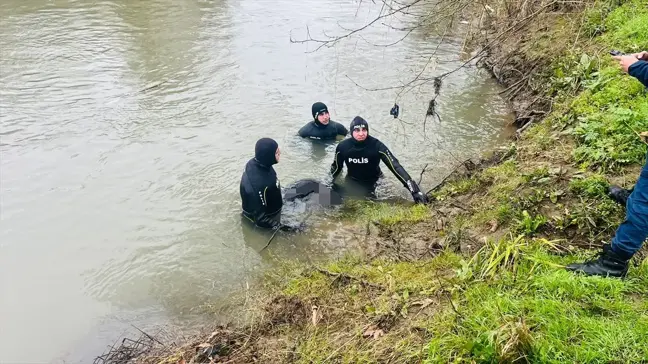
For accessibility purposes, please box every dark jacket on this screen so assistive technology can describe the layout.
[240,158,283,229]
[330,135,413,186]
[298,120,348,140]
[629,60,648,87]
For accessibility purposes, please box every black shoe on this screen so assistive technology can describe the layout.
[608,185,633,206]
[566,244,630,278]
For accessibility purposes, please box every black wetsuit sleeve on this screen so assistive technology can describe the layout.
[336,122,348,136]
[629,60,648,87]
[377,141,412,187]
[330,143,344,178]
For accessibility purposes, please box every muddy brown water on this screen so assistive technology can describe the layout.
[0,0,514,362]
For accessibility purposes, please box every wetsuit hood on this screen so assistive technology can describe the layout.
[350,116,369,145]
[312,102,328,125]
[254,138,279,166]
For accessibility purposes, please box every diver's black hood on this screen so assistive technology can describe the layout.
[349,116,369,145]
[312,102,328,124]
[254,138,278,166]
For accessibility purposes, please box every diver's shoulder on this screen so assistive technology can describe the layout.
[368,135,382,145]
[337,137,354,148]
[243,158,255,170]
[298,121,315,135]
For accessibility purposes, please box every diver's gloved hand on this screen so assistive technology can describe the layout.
[407,180,429,204]
[412,191,428,204]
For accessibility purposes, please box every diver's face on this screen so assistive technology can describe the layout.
[317,111,330,125]
[275,147,281,163]
[352,127,367,141]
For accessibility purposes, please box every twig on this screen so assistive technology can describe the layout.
[436,277,461,318]
[425,159,470,195]
[323,334,358,362]
[290,0,427,53]
[131,324,165,346]
[315,267,385,289]
[620,118,648,145]
[259,228,280,253]
[358,27,415,47]
[259,212,312,253]
[137,81,167,93]
[516,117,538,137]
[319,304,366,317]
[498,76,527,95]
[418,163,429,185]
[448,201,474,212]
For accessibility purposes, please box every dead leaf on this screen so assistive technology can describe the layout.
[311,305,319,326]
[489,220,499,232]
[363,325,377,337]
[411,298,435,309]
[177,358,186,364]
[640,131,648,143]
[363,325,385,339]
[207,331,218,341]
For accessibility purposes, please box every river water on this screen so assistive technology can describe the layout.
[0,0,513,362]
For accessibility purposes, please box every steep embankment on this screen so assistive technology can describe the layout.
[127,1,648,363]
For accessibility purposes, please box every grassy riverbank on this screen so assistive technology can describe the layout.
[133,1,648,363]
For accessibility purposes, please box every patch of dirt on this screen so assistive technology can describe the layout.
[265,295,310,327]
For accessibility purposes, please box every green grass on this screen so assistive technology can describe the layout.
[267,241,648,364]
[432,177,481,200]
[568,174,609,198]
[603,2,648,51]
[424,238,648,363]
[545,0,648,171]
[340,200,431,226]
[523,121,557,152]
[465,160,531,227]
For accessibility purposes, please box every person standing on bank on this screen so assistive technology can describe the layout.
[606,51,648,205]
[567,50,648,277]
[298,102,348,140]
[240,138,296,231]
[329,116,428,204]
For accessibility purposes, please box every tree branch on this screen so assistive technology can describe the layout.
[290,0,427,53]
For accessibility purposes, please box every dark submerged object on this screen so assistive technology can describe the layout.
[283,178,343,206]
[390,103,399,118]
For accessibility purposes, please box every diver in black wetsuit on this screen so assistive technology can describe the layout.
[329,116,428,204]
[240,138,297,231]
[298,102,348,140]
